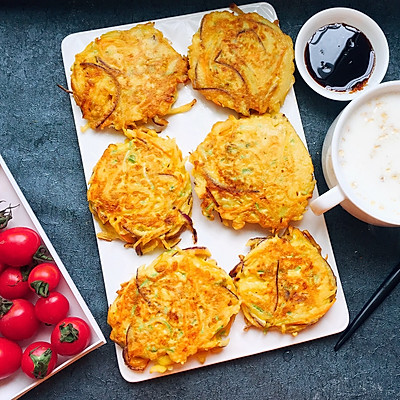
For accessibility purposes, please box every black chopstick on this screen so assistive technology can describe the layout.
[334,261,400,351]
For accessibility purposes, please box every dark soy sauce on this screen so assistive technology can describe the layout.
[305,23,375,92]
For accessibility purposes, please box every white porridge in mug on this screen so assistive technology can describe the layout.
[338,92,400,221]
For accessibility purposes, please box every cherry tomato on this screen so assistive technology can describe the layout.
[35,291,70,325]
[21,341,58,379]
[0,227,41,267]
[51,317,91,356]
[0,298,40,341]
[0,266,30,299]
[0,337,22,379]
[0,261,6,275]
[28,263,61,297]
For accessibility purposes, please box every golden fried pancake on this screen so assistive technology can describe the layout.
[189,113,315,231]
[107,247,240,373]
[71,23,190,131]
[230,227,337,335]
[188,5,295,115]
[87,128,195,255]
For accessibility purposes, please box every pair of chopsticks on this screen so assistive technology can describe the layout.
[335,261,400,351]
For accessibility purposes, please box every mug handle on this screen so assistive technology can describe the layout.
[310,185,346,216]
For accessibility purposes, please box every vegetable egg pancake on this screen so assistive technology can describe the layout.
[71,23,189,131]
[87,128,195,255]
[230,227,337,335]
[188,4,295,115]
[107,247,240,373]
[189,113,315,231]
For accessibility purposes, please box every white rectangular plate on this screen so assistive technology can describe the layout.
[61,2,349,383]
[0,155,106,399]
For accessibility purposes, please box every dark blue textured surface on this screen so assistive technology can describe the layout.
[1,1,399,399]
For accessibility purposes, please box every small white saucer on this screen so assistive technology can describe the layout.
[294,7,389,101]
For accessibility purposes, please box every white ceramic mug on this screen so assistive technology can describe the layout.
[310,81,400,227]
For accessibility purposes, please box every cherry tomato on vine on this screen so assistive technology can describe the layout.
[21,341,58,379]
[0,297,40,341]
[51,317,91,356]
[35,291,70,325]
[0,337,22,379]
[0,266,31,299]
[0,227,41,267]
[28,263,61,297]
